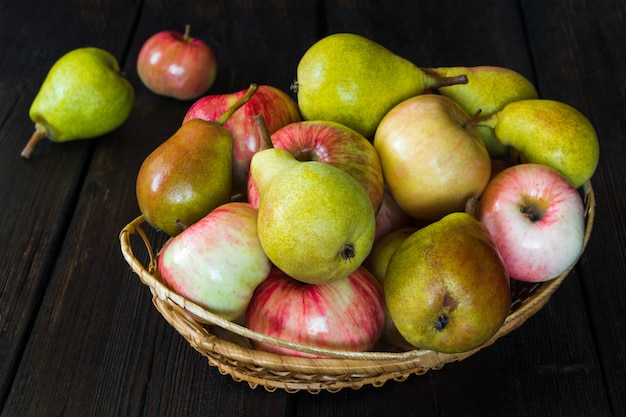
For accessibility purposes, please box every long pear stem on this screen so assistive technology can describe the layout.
[216,83,259,125]
[421,67,469,89]
[429,73,469,88]
[21,125,48,159]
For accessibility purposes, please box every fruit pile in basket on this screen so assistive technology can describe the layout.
[21,29,597,358]
[133,32,598,357]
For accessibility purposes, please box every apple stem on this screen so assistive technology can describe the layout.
[465,197,480,218]
[461,108,483,129]
[254,114,273,150]
[521,203,542,222]
[216,83,259,125]
[183,24,191,43]
[21,124,48,159]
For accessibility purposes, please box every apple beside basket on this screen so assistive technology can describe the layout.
[119,181,595,394]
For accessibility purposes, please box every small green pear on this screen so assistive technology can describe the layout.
[250,147,376,285]
[384,212,511,354]
[136,84,258,236]
[478,99,600,188]
[424,66,539,158]
[294,33,468,138]
[22,47,134,159]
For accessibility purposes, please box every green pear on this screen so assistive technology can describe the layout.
[424,66,539,158]
[478,99,600,188]
[384,212,511,353]
[21,47,134,159]
[250,147,376,285]
[294,33,468,138]
[136,84,258,236]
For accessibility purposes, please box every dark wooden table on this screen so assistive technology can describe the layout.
[1,0,625,415]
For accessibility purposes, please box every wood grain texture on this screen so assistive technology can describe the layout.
[0,0,624,415]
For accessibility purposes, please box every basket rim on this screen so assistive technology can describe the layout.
[119,182,595,379]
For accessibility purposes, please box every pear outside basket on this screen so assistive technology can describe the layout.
[119,182,595,393]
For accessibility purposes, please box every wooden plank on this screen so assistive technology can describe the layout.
[521,0,626,412]
[0,0,141,405]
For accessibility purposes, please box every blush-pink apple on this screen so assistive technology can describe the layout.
[478,163,586,282]
[137,25,217,100]
[245,266,386,358]
[184,85,301,193]
[157,202,271,321]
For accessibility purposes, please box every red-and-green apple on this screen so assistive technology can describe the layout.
[247,120,385,211]
[478,163,586,282]
[157,202,271,321]
[374,94,491,220]
[245,266,386,358]
[184,85,302,193]
[137,25,217,100]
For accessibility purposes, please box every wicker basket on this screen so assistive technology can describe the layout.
[119,182,595,393]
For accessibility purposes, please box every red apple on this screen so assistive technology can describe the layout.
[184,85,302,193]
[373,189,414,245]
[247,120,385,212]
[478,163,586,282]
[374,94,491,220]
[137,25,217,100]
[245,266,386,358]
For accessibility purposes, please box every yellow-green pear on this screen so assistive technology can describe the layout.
[384,212,511,354]
[294,33,468,138]
[424,66,539,158]
[250,147,376,284]
[477,99,599,188]
[22,47,134,159]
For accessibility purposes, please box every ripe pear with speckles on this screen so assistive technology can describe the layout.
[384,212,511,353]
[22,47,134,159]
[294,33,468,138]
[250,147,376,285]
[477,99,599,188]
[423,66,539,157]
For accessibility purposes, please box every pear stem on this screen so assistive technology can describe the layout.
[422,70,468,89]
[21,124,48,159]
[254,114,273,150]
[216,83,259,125]
[182,24,191,43]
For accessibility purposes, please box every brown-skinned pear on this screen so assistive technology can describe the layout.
[136,84,258,236]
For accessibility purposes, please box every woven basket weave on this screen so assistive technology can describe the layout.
[119,182,595,393]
